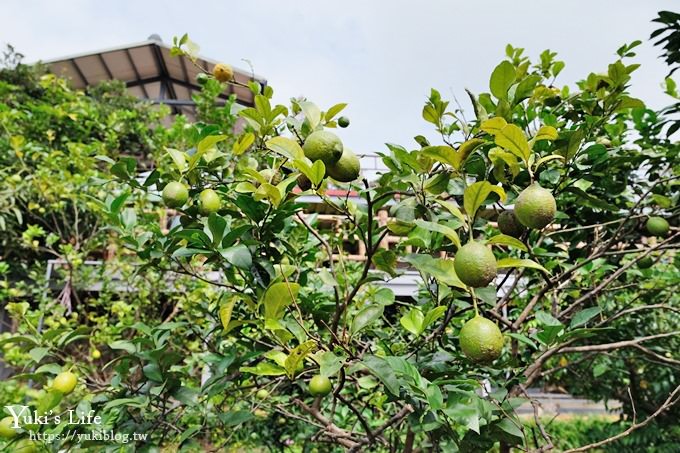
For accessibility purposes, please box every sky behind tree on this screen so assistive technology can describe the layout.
[2,0,673,154]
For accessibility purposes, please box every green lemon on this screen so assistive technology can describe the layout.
[337,116,350,128]
[303,130,343,165]
[646,216,669,237]
[162,182,189,209]
[459,316,504,362]
[256,389,269,400]
[309,375,332,397]
[454,242,497,288]
[13,438,38,453]
[91,349,101,359]
[212,63,234,83]
[497,210,525,238]
[198,189,221,215]
[196,72,210,86]
[637,255,654,269]
[326,149,360,183]
[53,371,78,394]
[0,416,18,439]
[514,184,556,229]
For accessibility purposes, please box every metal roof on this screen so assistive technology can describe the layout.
[41,36,267,116]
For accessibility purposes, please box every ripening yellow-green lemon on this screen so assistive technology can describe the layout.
[303,130,343,165]
[514,184,556,229]
[162,181,189,208]
[53,371,78,394]
[0,416,18,439]
[198,189,221,215]
[326,149,361,183]
[308,375,332,397]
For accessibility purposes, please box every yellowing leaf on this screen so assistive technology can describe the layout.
[263,282,301,326]
[435,199,466,224]
[219,296,238,330]
[266,136,305,160]
[284,340,316,379]
[464,181,506,220]
[233,132,255,155]
[497,258,548,274]
[496,124,531,161]
[480,117,508,135]
[453,138,485,169]
[534,126,558,141]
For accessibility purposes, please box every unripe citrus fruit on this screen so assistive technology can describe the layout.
[254,409,268,418]
[337,116,350,128]
[637,255,654,269]
[646,216,669,237]
[559,357,569,367]
[309,375,332,397]
[13,438,38,453]
[297,174,312,191]
[459,316,504,362]
[53,371,78,394]
[256,389,269,400]
[326,149,360,182]
[303,131,343,165]
[91,349,101,359]
[514,184,556,229]
[196,72,209,85]
[454,242,497,288]
[497,210,525,238]
[212,63,234,83]
[162,182,189,209]
[198,189,221,215]
[0,416,18,439]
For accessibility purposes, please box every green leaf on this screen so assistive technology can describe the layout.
[495,124,531,161]
[454,139,485,169]
[266,136,305,160]
[254,182,282,207]
[414,219,461,248]
[166,148,187,172]
[309,160,326,186]
[496,418,524,439]
[490,61,516,100]
[423,306,447,331]
[37,390,63,414]
[232,132,255,155]
[421,145,456,167]
[284,340,316,379]
[220,244,252,269]
[505,332,537,350]
[208,213,227,245]
[404,254,466,289]
[362,355,401,395]
[486,234,527,251]
[263,282,301,325]
[400,308,425,336]
[372,249,398,277]
[28,347,49,363]
[324,103,347,121]
[570,307,601,329]
[496,257,548,273]
[109,340,136,354]
[464,181,506,220]
[536,311,562,327]
[317,351,346,377]
[435,199,466,224]
[240,362,286,376]
[300,101,321,128]
[219,410,255,426]
[102,396,147,411]
[351,304,384,335]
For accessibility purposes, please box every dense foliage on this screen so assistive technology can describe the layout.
[0,29,678,453]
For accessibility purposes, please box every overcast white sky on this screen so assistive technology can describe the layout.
[2,0,675,154]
